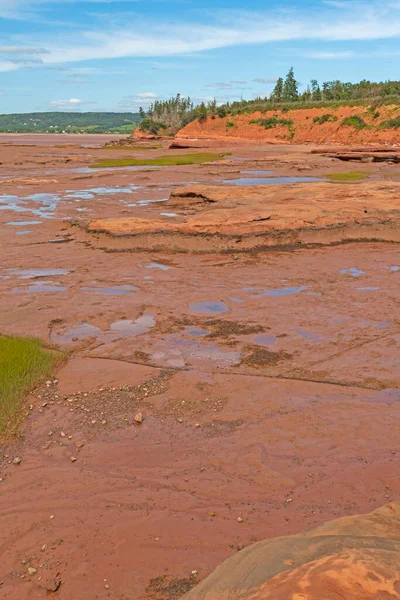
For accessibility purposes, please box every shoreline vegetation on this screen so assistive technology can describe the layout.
[0,336,63,438]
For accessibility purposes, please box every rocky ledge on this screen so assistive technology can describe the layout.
[85,181,400,252]
[182,502,400,600]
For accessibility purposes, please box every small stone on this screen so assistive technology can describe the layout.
[44,577,61,592]
[191,570,198,576]
[177,418,183,423]
[13,457,22,465]
[233,255,238,261]
[195,423,200,428]
[105,584,110,589]
[134,413,143,424]
[70,456,77,463]
[28,568,37,576]
[91,420,96,425]
[42,402,48,408]
[101,420,107,425]
[286,498,293,503]
[50,515,55,520]
[210,511,216,517]
[41,544,48,552]
[72,337,78,342]
[60,432,66,438]
[237,516,243,523]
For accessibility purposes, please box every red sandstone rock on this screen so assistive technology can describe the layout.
[183,502,400,600]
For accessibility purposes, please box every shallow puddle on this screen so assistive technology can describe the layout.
[51,323,101,344]
[190,301,229,314]
[11,282,67,293]
[224,176,322,186]
[65,184,139,200]
[185,327,210,337]
[81,284,137,295]
[7,220,42,226]
[340,268,365,277]
[253,334,277,347]
[251,286,308,297]
[296,329,322,343]
[150,334,240,368]
[109,314,155,337]
[0,193,60,218]
[145,262,172,271]
[7,268,70,279]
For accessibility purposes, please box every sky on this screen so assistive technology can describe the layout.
[0,0,400,113]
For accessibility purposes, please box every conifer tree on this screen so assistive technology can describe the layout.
[283,67,299,101]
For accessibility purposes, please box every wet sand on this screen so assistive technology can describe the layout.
[0,135,399,599]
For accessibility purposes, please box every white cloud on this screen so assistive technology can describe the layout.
[0,46,48,54]
[133,92,159,99]
[2,0,400,68]
[253,78,278,84]
[303,51,355,59]
[49,97,96,109]
[0,61,19,72]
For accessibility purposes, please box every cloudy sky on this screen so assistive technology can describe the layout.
[1,0,400,113]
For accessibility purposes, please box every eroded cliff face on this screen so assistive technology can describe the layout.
[177,105,400,145]
[183,502,400,600]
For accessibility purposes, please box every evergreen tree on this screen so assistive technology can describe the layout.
[283,67,298,101]
[197,102,208,123]
[310,79,322,101]
[270,77,284,102]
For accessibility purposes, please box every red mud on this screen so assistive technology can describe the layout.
[1,136,400,599]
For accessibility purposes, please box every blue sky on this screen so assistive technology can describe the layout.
[1,0,400,113]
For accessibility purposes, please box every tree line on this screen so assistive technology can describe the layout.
[269,68,400,103]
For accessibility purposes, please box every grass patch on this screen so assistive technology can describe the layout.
[103,144,162,150]
[325,172,369,182]
[379,116,400,129]
[249,117,293,129]
[90,152,229,168]
[340,115,368,130]
[313,113,338,125]
[0,336,62,437]
[225,121,236,129]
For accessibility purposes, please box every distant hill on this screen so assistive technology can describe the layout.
[0,112,141,134]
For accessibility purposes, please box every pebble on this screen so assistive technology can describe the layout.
[28,567,37,576]
[44,577,61,592]
[50,515,55,520]
[177,418,183,423]
[134,413,143,424]
[195,423,200,428]
[60,432,66,438]
[41,544,48,552]
[237,517,243,523]
[191,570,198,576]
[13,457,22,465]
[105,584,110,589]
[70,456,77,463]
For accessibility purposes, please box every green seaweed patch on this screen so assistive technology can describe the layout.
[90,152,229,168]
[0,336,63,437]
[325,172,369,182]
